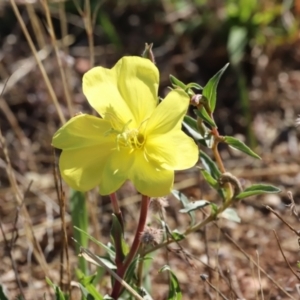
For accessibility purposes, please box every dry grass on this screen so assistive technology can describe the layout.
[1,1,300,299]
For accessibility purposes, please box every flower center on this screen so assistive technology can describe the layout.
[104,112,145,150]
[117,128,145,149]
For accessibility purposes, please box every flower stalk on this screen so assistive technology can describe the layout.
[111,195,150,299]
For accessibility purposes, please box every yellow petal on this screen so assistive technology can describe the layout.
[52,114,116,191]
[59,145,111,191]
[99,148,135,195]
[83,57,159,127]
[145,131,198,170]
[128,150,174,197]
[145,89,189,136]
[52,114,113,150]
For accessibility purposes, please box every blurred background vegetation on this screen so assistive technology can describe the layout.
[1,0,300,299]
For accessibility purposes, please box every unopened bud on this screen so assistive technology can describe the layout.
[190,94,202,106]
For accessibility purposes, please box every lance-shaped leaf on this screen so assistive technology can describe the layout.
[74,226,115,258]
[77,272,104,300]
[220,208,241,223]
[183,116,207,147]
[172,190,195,225]
[160,265,182,300]
[169,74,187,90]
[179,200,211,213]
[195,107,217,128]
[46,277,68,300]
[236,184,281,200]
[224,136,261,159]
[199,151,221,180]
[200,169,218,189]
[70,190,88,274]
[111,214,129,261]
[186,82,203,90]
[170,229,185,242]
[203,63,229,112]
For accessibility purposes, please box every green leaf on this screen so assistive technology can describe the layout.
[0,285,9,300]
[179,200,211,213]
[202,63,229,112]
[183,116,207,147]
[170,229,185,241]
[74,227,115,258]
[77,271,103,300]
[45,277,68,300]
[186,82,203,90]
[70,189,89,274]
[199,151,221,180]
[124,257,139,284]
[210,203,219,215]
[236,184,281,199]
[200,169,218,189]
[195,107,217,128]
[224,136,261,159]
[110,214,128,260]
[183,116,202,136]
[169,75,187,90]
[160,265,182,300]
[172,190,195,225]
[220,208,241,223]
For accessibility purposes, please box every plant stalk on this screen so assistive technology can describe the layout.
[111,195,150,299]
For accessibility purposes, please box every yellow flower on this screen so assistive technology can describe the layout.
[52,57,198,197]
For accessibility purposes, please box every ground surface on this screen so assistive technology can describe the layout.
[1,1,300,299]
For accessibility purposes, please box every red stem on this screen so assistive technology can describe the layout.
[111,195,150,299]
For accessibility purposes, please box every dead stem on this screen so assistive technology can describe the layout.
[265,206,300,236]
[42,0,74,117]
[9,0,65,124]
[0,128,51,279]
[25,2,46,49]
[256,250,264,300]
[200,274,229,300]
[273,230,300,281]
[218,225,296,300]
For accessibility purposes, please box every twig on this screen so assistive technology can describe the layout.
[53,150,71,296]
[256,250,264,300]
[218,225,295,299]
[200,274,229,300]
[265,206,300,237]
[273,230,300,281]
[41,0,74,117]
[9,0,65,124]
